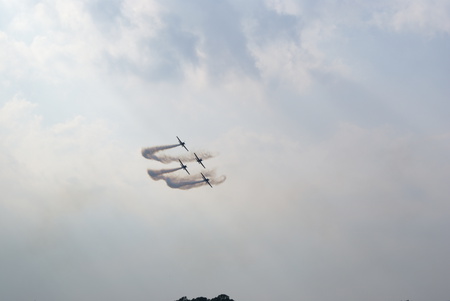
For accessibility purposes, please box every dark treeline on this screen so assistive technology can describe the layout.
[175,294,234,301]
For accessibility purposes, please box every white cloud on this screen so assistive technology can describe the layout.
[2,99,450,300]
[0,97,143,221]
[0,0,351,93]
[0,1,102,82]
[372,0,450,35]
[214,123,450,300]
[0,31,30,79]
[249,22,350,92]
[0,95,37,126]
[265,0,302,16]
[1,1,449,300]
[0,0,161,82]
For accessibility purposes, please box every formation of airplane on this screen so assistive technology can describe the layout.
[175,136,213,188]
[177,136,189,152]
[201,173,213,188]
[194,153,205,168]
[179,159,190,175]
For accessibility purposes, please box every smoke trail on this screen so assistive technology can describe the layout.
[141,144,179,162]
[210,175,227,185]
[142,142,225,189]
[146,169,227,190]
[165,177,207,190]
[199,170,227,186]
[147,167,182,180]
[159,151,215,164]
[142,146,215,164]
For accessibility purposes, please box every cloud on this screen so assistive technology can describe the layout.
[241,1,354,93]
[0,95,37,126]
[371,0,450,35]
[265,0,302,16]
[1,1,449,301]
[0,96,143,220]
[213,124,450,300]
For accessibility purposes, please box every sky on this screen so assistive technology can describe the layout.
[1,0,450,300]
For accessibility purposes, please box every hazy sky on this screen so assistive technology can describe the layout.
[1,1,450,301]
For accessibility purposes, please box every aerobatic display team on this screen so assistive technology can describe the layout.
[142,136,226,190]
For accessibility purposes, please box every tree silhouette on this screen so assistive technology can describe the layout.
[175,294,234,301]
[192,297,208,301]
[211,294,232,301]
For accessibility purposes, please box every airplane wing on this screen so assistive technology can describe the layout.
[179,159,190,174]
[177,136,189,151]
[195,153,205,168]
[201,173,213,188]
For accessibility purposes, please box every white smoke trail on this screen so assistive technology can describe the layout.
[146,169,227,190]
[210,175,227,185]
[141,144,179,162]
[165,177,207,190]
[147,167,182,180]
[142,142,225,189]
[201,170,227,186]
[142,146,215,164]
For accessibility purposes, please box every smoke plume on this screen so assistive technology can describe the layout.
[147,169,227,190]
[147,167,182,180]
[141,144,179,162]
[142,142,226,190]
[142,146,215,164]
[166,177,207,190]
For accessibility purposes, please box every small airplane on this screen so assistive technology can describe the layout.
[194,153,205,168]
[176,136,189,151]
[201,172,213,188]
[179,159,190,175]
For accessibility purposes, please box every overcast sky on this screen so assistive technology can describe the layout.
[1,1,450,301]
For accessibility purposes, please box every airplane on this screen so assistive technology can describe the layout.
[201,172,213,188]
[177,136,189,151]
[194,153,205,168]
[179,159,190,175]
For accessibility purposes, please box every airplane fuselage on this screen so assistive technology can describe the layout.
[201,173,213,188]
[179,159,190,175]
[194,153,206,168]
[177,136,189,151]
